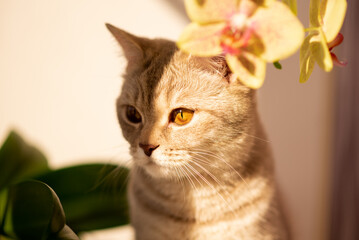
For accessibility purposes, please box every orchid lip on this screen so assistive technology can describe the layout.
[328,33,344,50]
[331,52,347,67]
[327,33,346,67]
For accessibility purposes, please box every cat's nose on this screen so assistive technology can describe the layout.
[139,143,159,157]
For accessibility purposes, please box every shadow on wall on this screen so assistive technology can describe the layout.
[330,1,359,239]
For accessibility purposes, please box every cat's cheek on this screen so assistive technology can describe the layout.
[119,120,141,144]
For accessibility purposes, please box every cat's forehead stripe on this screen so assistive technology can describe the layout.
[141,45,178,107]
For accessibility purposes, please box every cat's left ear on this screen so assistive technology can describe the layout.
[209,56,236,84]
[106,23,146,67]
[210,56,253,88]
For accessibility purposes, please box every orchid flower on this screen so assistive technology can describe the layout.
[283,0,298,15]
[177,0,304,88]
[299,0,347,83]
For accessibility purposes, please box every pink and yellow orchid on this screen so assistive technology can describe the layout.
[299,0,347,83]
[177,0,304,88]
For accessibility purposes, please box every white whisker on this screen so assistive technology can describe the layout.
[185,162,238,218]
[237,131,270,143]
[181,164,199,191]
[191,149,250,188]
[188,159,241,214]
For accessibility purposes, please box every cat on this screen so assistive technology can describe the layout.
[106,23,289,240]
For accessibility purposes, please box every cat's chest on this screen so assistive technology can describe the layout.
[128,172,273,240]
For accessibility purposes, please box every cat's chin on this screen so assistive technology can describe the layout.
[140,163,176,179]
[134,159,181,179]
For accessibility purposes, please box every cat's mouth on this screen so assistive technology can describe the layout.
[143,157,157,166]
[130,148,162,168]
[140,155,170,168]
[136,156,177,178]
[133,153,186,178]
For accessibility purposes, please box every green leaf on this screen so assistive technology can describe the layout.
[49,225,79,240]
[273,61,282,69]
[2,180,67,239]
[36,164,130,233]
[0,189,9,236]
[0,131,50,191]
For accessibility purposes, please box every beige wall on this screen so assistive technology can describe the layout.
[0,1,334,239]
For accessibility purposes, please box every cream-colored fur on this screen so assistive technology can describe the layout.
[106,23,289,240]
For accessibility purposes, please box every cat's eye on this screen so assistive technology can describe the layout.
[125,105,142,124]
[170,108,194,126]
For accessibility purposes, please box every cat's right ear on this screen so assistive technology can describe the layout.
[105,23,145,65]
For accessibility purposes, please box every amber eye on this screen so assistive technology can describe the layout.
[171,108,194,126]
[126,105,142,124]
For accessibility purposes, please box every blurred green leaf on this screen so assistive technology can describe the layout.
[0,131,130,238]
[0,235,13,240]
[273,61,282,69]
[36,164,130,233]
[0,189,8,230]
[49,225,79,240]
[0,131,50,191]
[2,180,67,240]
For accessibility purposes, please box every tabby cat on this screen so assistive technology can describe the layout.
[106,23,289,240]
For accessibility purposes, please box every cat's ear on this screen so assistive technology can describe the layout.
[105,23,145,65]
[210,56,252,88]
[209,56,235,84]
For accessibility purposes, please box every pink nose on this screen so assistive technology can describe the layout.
[139,143,159,157]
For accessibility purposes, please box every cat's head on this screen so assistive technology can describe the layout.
[107,24,259,179]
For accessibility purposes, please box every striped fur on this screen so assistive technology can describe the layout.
[107,24,289,240]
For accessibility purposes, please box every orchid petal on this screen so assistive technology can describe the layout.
[320,0,347,42]
[309,0,321,27]
[184,0,239,24]
[282,0,298,15]
[226,52,266,89]
[299,55,315,83]
[177,22,226,57]
[250,1,304,62]
[299,32,316,83]
[249,0,276,6]
[237,0,276,16]
[310,29,333,72]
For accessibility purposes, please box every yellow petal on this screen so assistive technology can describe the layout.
[177,22,226,57]
[320,0,347,42]
[241,0,276,8]
[249,1,304,62]
[260,0,276,5]
[282,0,298,15]
[184,0,239,24]
[309,0,321,27]
[310,29,333,72]
[299,32,316,83]
[226,52,266,89]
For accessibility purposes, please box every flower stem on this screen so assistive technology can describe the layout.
[304,27,320,32]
